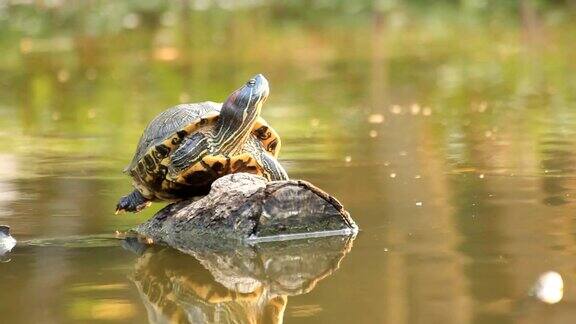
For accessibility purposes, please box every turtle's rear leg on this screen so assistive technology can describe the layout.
[115,190,151,214]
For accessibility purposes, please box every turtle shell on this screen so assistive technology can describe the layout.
[125,102,219,173]
[124,102,284,201]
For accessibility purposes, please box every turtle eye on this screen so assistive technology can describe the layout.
[248,79,256,86]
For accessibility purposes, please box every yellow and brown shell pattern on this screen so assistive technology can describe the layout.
[130,115,280,200]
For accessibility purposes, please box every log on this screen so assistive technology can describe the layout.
[134,173,358,247]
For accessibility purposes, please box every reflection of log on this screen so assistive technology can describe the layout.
[134,173,358,247]
[127,235,355,324]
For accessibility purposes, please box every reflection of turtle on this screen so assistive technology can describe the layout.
[116,74,288,213]
[129,235,355,323]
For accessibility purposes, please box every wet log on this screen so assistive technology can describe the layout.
[134,173,358,247]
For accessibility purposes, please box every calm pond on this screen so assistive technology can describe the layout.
[1,2,576,323]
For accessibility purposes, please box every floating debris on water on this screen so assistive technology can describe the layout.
[479,174,485,179]
[531,271,563,304]
[310,118,320,127]
[414,174,421,179]
[344,156,352,163]
[410,104,421,115]
[415,201,423,207]
[390,173,397,178]
[369,130,378,138]
[368,114,384,124]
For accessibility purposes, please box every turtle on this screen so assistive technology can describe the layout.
[0,225,16,257]
[115,74,288,214]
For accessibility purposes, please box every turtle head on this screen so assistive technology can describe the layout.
[215,74,270,153]
[0,225,10,236]
[223,74,269,116]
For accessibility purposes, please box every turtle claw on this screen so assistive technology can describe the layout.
[115,190,151,214]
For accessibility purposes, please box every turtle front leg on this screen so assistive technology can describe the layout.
[257,151,288,180]
[115,190,151,214]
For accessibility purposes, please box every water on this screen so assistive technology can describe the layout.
[2,1,576,323]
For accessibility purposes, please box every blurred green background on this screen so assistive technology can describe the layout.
[1,1,576,323]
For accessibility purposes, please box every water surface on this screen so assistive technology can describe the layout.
[1,2,576,323]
